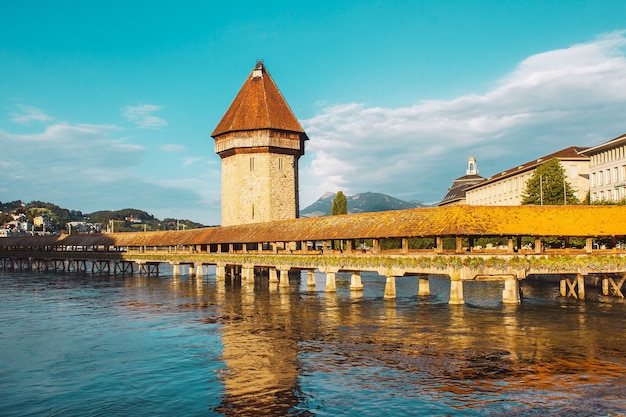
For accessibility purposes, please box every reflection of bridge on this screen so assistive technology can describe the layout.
[2,205,626,304]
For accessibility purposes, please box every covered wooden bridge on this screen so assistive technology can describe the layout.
[2,205,626,304]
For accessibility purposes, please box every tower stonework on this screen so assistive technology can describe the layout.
[211,62,308,226]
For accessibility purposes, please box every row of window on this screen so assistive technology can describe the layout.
[590,166,626,187]
[591,187,626,202]
[590,145,626,165]
[467,173,531,204]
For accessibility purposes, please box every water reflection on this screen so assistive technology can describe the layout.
[1,270,626,416]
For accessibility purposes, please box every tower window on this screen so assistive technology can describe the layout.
[279,158,283,171]
[250,157,255,171]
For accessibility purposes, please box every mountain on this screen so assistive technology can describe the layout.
[300,192,431,217]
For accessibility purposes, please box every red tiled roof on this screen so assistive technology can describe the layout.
[579,133,626,155]
[211,62,307,138]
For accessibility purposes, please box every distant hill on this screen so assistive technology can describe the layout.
[300,192,430,218]
[0,199,205,233]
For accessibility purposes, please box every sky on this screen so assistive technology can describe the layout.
[2,0,626,225]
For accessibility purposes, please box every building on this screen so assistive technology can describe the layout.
[579,133,626,203]
[465,146,590,206]
[439,156,485,206]
[211,62,309,226]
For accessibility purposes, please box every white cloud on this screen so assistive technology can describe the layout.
[0,121,205,221]
[300,31,626,206]
[123,104,168,129]
[9,104,53,124]
[161,143,186,152]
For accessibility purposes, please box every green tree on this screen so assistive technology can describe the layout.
[330,191,348,215]
[521,158,579,205]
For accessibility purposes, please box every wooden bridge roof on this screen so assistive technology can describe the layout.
[2,205,626,248]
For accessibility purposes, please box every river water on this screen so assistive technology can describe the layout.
[1,267,625,416]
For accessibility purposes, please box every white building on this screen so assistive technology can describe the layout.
[465,146,590,205]
[579,133,626,203]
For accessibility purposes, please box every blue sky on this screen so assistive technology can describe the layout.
[2,1,626,225]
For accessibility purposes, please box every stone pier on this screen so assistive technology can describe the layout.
[417,276,430,296]
[350,272,363,291]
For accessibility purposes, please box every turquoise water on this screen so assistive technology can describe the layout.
[1,268,625,416]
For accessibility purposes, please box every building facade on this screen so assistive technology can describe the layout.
[579,133,626,203]
[211,62,308,226]
[465,146,590,206]
[438,156,485,206]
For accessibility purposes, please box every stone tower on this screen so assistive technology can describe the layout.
[211,62,308,226]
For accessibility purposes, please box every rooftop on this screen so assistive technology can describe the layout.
[211,61,308,139]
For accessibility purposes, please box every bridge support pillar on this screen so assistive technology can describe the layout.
[172,263,180,277]
[194,263,203,278]
[502,277,521,304]
[307,270,316,289]
[216,263,226,280]
[242,265,255,284]
[188,264,195,277]
[577,273,585,299]
[560,274,585,299]
[325,272,337,292]
[269,268,279,283]
[384,276,396,299]
[417,276,430,296]
[279,267,290,288]
[602,274,625,297]
[449,280,464,304]
[350,272,363,291]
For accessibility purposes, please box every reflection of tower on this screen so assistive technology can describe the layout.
[211,61,309,226]
[215,285,304,416]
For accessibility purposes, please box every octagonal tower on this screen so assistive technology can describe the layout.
[211,62,308,226]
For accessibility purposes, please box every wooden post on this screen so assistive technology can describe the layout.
[402,238,409,254]
[507,237,514,253]
[436,237,443,254]
[372,239,380,254]
[577,273,585,300]
[534,238,543,254]
[455,236,463,253]
[586,238,593,254]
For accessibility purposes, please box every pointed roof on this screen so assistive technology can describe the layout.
[211,62,308,139]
